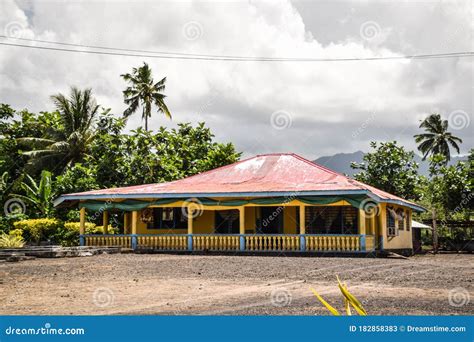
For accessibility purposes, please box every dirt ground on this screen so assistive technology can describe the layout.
[0,253,473,315]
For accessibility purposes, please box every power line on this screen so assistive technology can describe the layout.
[0,37,473,62]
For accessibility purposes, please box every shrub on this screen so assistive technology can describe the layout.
[64,222,96,233]
[0,213,29,234]
[0,232,25,248]
[13,218,62,244]
[56,222,116,246]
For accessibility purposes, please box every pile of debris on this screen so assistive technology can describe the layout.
[0,246,127,262]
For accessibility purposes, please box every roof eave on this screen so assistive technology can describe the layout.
[53,189,370,207]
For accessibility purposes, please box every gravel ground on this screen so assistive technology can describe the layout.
[0,253,473,315]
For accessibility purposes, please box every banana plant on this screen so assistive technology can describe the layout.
[11,170,54,217]
[310,276,367,316]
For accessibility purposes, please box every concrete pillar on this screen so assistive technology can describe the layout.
[299,205,306,251]
[102,210,109,234]
[239,207,245,251]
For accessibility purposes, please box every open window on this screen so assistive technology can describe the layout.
[386,207,397,236]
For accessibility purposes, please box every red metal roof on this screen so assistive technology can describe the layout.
[58,153,422,210]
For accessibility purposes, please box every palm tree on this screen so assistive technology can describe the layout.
[11,170,53,217]
[414,113,462,163]
[18,87,101,172]
[121,62,171,131]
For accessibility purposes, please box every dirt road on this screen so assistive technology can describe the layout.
[1,253,472,315]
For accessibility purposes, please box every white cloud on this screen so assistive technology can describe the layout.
[0,0,472,159]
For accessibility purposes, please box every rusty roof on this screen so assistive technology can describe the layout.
[55,153,424,211]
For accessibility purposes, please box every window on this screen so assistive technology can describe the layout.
[397,209,405,230]
[146,208,187,229]
[386,207,396,236]
[305,206,358,234]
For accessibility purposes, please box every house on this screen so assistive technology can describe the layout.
[54,153,425,255]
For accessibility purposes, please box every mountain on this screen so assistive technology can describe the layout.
[314,151,468,177]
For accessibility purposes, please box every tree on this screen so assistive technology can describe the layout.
[414,113,462,163]
[351,141,422,200]
[121,62,171,131]
[11,170,54,218]
[17,87,104,172]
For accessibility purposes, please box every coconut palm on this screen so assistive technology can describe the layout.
[18,87,101,172]
[121,62,171,131]
[414,113,462,163]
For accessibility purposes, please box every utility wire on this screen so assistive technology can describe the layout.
[0,36,473,62]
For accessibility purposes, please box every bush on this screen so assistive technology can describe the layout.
[13,218,63,244]
[56,222,116,246]
[0,232,25,248]
[0,213,29,234]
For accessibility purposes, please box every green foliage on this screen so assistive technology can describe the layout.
[351,141,422,200]
[0,232,25,248]
[13,218,62,243]
[55,164,99,196]
[121,62,171,131]
[414,113,462,163]
[0,213,29,234]
[17,87,107,173]
[11,170,54,218]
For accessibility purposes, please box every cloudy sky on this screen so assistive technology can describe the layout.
[0,0,472,159]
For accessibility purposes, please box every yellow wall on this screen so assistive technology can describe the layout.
[377,203,413,250]
[283,206,298,234]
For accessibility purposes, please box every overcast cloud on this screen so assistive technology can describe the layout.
[0,0,472,159]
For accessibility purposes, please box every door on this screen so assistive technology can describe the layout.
[215,210,239,234]
[257,206,284,234]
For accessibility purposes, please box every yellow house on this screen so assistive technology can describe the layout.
[54,153,425,255]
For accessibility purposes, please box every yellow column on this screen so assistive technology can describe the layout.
[377,204,386,250]
[131,211,138,234]
[187,207,194,234]
[239,207,245,234]
[239,207,245,251]
[124,212,129,234]
[79,207,86,235]
[102,210,109,234]
[299,205,305,234]
[359,209,366,235]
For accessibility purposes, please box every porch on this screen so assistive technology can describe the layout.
[83,233,375,252]
[78,200,379,253]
